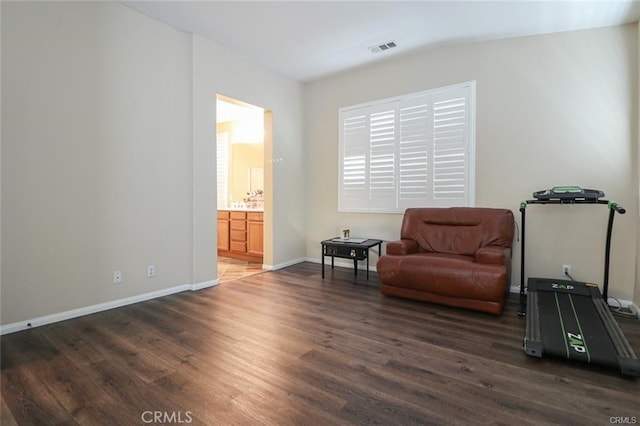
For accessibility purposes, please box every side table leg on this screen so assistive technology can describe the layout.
[366,251,370,280]
[354,259,357,277]
[373,242,381,280]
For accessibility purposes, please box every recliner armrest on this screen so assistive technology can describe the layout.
[475,246,511,265]
[386,239,419,256]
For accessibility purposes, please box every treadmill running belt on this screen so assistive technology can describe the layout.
[538,289,619,368]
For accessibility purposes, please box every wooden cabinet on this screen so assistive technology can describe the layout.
[217,211,230,251]
[229,211,247,253]
[247,212,264,257]
[217,210,263,262]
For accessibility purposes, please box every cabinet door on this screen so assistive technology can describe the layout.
[217,219,230,251]
[247,220,264,256]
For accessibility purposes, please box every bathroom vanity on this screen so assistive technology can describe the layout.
[217,209,263,263]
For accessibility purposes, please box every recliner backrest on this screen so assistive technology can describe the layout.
[400,208,515,255]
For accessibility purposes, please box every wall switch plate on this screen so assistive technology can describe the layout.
[147,265,155,278]
[113,271,122,284]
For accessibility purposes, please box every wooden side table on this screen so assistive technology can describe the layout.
[321,238,383,280]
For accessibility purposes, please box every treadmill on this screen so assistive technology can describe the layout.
[519,186,640,377]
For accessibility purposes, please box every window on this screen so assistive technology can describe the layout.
[216,131,229,209]
[338,81,475,213]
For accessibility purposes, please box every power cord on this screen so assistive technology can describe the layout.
[607,296,639,319]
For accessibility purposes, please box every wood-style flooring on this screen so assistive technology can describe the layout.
[2,262,639,425]
[217,256,264,283]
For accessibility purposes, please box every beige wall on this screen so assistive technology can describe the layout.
[1,2,305,327]
[1,2,193,324]
[305,25,639,302]
[192,32,306,278]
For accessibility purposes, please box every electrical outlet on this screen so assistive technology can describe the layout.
[147,265,156,278]
[562,264,571,276]
[113,270,122,284]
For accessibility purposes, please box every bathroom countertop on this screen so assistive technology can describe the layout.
[218,207,264,212]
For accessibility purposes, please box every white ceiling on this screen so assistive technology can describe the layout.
[122,0,640,82]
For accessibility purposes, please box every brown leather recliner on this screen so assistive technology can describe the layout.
[377,207,515,315]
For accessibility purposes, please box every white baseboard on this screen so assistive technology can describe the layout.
[0,280,220,336]
[191,279,219,291]
[262,257,306,271]
[3,270,635,335]
[0,259,309,335]
[305,256,378,272]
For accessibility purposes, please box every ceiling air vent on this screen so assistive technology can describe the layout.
[369,40,397,54]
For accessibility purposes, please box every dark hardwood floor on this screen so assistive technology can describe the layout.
[2,262,639,425]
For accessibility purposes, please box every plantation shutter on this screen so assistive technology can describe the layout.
[339,109,368,211]
[338,81,474,213]
[398,93,431,210]
[432,87,470,204]
[368,102,397,210]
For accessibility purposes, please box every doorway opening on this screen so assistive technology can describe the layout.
[216,95,270,283]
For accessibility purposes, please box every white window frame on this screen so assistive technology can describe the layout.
[338,81,476,213]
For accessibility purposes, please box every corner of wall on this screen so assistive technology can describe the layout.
[635,22,640,307]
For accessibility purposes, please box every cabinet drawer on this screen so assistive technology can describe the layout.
[247,212,263,222]
[230,211,246,220]
[230,230,246,242]
[324,245,367,260]
[230,220,246,231]
[218,210,230,220]
[230,241,246,252]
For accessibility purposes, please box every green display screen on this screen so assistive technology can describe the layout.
[552,186,581,193]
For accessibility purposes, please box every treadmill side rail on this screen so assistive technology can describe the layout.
[618,357,640,378]
[524,290,543,357]
[592,295,640,377]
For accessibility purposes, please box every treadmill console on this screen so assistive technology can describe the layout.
[533,186,604,201]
